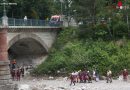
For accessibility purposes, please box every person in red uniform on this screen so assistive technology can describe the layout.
[12,59,16,69]
[78,70,82,83]
[11,69,15,81]
[122,69,128,81]
[70,72,76,86]
[20,67,25,78]
[16,69,21,81]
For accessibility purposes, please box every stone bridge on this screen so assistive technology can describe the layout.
[3,26,61,66]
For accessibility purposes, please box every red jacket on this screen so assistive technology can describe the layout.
[123,71,128,77]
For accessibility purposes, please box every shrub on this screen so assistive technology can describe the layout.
[93,23,109,39]
[113,21,128,38]
[32,27,130,77]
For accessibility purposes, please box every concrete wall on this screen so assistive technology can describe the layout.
[7,29,58,66]
[7,32,57,50]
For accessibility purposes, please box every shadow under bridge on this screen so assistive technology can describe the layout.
[8,37,48,67]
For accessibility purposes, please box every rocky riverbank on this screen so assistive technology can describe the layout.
[13,76,130,90]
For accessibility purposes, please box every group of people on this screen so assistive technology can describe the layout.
[70,69,129,86]
[9,59,25,81]
[11,67,24,81]
[70,69,99,86]
[9,59,129,84]
[106,69,129,83]
[9,59,34,81]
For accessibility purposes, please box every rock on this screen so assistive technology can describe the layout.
[81,86,87,90]
[44,86,56,90]
[63,77,68,81]
[19,84,30,90]
[70,87,82,90]
[49,76,54,80]
[32,79,36,82]
[100,76,106,80]
[57,70,60,73]
[58,86,66,89]
[118,75,123,81]
[31,87,39,90]
[44,87,51,90]
[14,77,130,90]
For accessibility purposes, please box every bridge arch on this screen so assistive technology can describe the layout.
[8,33,49,66]
[8,33,49,52]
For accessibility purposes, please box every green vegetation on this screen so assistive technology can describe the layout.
[1,0,130,76]
[33,27,130,76]
[32,0,130,76]
[0,0,55,19]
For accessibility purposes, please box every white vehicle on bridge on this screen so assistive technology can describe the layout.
[49,15,63,26]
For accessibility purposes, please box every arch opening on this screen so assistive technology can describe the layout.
[8,38,48,66]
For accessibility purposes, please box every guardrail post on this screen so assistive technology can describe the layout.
[14,18,15,26]
[30,19,32,26]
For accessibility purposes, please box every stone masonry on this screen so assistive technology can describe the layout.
[0,28,15,90]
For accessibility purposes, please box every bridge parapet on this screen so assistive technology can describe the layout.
[0,26,62,32]
[0,18,63,27]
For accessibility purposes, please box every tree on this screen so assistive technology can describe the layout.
[0,0,54,19]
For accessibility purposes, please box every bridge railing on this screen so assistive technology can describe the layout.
[0,18,63,27]
[8,18,50,26]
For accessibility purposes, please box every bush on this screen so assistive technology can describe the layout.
[78,24,95,39]
[32,27,130,77]
[93,23,109,39]
[113,21,128,38]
